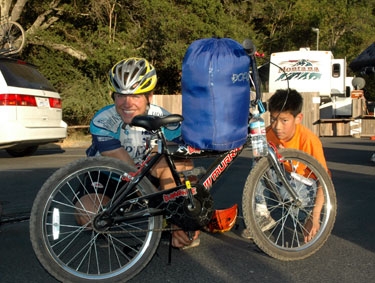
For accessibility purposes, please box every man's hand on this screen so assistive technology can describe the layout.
[171,225,200,248]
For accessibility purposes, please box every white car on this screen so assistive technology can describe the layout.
[0,57,67,157]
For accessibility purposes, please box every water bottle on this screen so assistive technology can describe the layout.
[249,106,268,157]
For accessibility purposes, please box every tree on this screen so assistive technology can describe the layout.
[1,0,374,126]
[0,0,27,21]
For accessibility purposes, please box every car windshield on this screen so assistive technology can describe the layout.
[0,60,56,92]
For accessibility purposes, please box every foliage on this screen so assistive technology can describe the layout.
[5,0,375,124]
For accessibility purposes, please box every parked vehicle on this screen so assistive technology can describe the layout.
[0,57,67,157]
[269,48,354,118]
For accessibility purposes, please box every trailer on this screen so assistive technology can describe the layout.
[269,48,353,119]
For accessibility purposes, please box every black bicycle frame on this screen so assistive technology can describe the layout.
[97,131,299,228]
[97,141,244,225]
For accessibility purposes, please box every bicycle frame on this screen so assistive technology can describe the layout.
[95,123,300,229]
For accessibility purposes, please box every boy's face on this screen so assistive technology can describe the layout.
[269,111,302,142]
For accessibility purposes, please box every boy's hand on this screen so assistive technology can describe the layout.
[303,216,320,243]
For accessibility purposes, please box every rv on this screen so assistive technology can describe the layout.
[268,48,353,118]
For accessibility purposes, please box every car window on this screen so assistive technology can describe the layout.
[0,60,56,92]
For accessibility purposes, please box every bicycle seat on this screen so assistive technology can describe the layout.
[130,114,183,131]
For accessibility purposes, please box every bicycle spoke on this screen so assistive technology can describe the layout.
[242,149,336,260]
[30,157,162,282]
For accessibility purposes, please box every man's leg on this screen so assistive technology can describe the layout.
[151,156,193,189]
[151,157,200,248]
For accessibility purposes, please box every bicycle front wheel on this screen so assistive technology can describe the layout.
[0,21,25,55]
[242,149,336,261]
[30,156,162,283]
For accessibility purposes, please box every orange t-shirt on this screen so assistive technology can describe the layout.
[266,123,328,172]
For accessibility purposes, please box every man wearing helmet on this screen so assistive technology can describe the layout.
[76,57,200,249]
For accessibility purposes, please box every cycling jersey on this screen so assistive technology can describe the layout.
[86,103,178,164]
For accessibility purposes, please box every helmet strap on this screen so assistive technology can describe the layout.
[144,92,152,106]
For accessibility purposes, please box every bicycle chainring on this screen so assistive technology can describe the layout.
[166,184,214,231]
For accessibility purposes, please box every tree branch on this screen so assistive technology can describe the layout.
[50,43,87,60]
[23,0,86,60]
[30,40,87,60]
[10,0,28,21]
[26,0,61,34]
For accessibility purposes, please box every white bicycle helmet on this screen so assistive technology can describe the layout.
[109,57,157,95]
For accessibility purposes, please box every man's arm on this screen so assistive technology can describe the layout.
[101,147,136,166]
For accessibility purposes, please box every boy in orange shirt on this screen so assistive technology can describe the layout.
[243,89,329,243]
[266,89,328,170]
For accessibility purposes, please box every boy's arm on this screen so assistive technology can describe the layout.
[304,186,324,242]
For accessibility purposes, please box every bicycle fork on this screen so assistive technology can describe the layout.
[266,145,303,206]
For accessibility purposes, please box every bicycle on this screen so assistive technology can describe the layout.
[29,41,337,283]
[0,16,25,55]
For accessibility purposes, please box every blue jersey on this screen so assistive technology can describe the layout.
[86,104,180,164]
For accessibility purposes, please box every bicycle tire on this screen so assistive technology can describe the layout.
[242,149,336,261]
[30,156,162,283]
[0,21,25,55]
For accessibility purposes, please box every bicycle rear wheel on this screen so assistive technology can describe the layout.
[30,156,162,283]
[242,149,336,261]
[0,21,25,55]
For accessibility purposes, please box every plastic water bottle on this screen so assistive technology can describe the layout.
[249,106,268,157]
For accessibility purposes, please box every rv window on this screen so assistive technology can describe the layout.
[332,63,341,78]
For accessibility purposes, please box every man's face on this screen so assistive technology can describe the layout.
[269,111,302,142]
[113,93,151,124]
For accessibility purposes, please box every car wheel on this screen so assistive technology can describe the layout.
[6,145,39,157]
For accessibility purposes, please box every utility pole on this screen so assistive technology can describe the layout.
[312,28,320,50]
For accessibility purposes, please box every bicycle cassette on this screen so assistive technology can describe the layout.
[165,184,214,231]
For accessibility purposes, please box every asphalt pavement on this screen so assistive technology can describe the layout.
[0,137,374,283]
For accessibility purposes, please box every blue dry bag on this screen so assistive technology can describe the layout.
[181,37,251,151]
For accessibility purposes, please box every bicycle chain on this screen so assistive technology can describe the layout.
[93,215,247,234]
[92,215,245,235]
[92,222,182,235]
